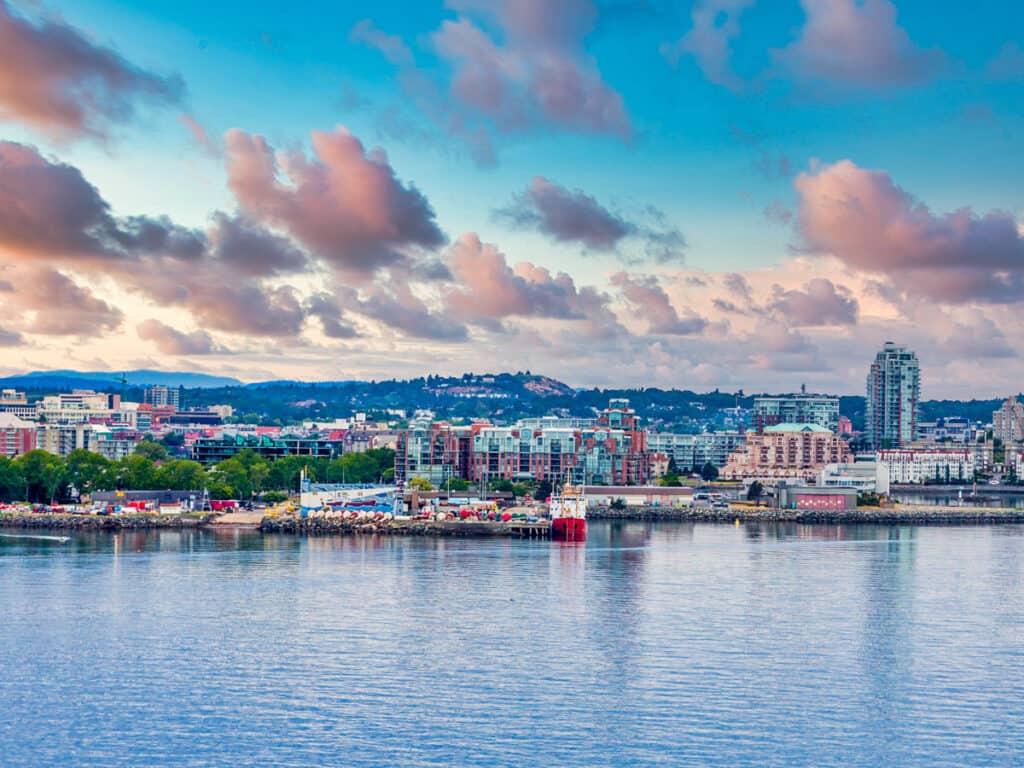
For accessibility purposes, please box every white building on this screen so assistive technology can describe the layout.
[38,390,117,424]
[819,461,890,495]
[876,449,974,484]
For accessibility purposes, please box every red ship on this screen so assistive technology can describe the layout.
[549,479,587,542]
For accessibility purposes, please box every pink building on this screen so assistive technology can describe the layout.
[0,414,36,458]
[722,424,853,481]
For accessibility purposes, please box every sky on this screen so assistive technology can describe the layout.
[0,0,1022,396]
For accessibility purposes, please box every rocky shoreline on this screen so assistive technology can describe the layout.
[259,516,534,537]
[589,505,1024,525]
[0,513,215,530]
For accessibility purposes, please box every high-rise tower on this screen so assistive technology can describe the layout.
[865,342,920,449]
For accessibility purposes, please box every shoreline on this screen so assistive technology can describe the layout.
[4,505,1024,535]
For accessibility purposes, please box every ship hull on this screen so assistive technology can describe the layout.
[550,517,587,542]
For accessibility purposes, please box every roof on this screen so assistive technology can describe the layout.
[764,422,831,433]
[0,413,33,429]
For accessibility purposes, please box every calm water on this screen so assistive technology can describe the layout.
[1,522,1022,767]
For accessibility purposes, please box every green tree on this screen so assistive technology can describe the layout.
[118,454,158,489]
[154,459,206,490]
[746,480,764,502]
[0,457,25,502]
[64,449,116,497]
[15,450,66,503]
[266,455,308,492]
[535,479,553,501]
[488,478,515,493]
[209,458,252,499]
[700,462,719,482]
[134,440,169,462]
[408,477,434,491]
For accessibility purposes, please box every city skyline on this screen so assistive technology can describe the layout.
[1,1,1023,397]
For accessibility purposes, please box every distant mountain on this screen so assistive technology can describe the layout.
[1,369,242,390]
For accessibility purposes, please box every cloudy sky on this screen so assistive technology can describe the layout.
[0,0,1022,396]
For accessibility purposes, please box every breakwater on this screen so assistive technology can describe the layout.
[0,513,215,530]
[260,515,550,538]
[589,505,1024,525]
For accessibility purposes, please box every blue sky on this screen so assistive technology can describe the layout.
[1,0,1023,395]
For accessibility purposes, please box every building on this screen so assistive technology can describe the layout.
[191,433,339,464]
[865,342,920,449]
[37,390,119,424]
[91,427,143,461]
[394,420,477,485]
[777,484,858,511]
[818,461,890,495]
[647,431,746,473]
[876,448,974,484]
[0,413,36,457]
[144,385,181,409]
[584,486,694,507]
[837,416,854,436]
[721,424,853,482]
[752,392,840,434]
[36,423,96,456]
[0,389,35,421]
[992,397,1024,446]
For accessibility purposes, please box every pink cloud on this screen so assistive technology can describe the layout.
[350,19,413,67]
[178,113,219,156]
[0,0,182,139]
[611,272,707,335]
[225,126,446,279]
[795,159,1024,303]
[773,0,946,89]
[767,278,858,326]
[136,319,226,355]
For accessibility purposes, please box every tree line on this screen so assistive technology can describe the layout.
[0,442,395,504]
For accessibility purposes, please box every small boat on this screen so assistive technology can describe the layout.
[549,478,587,542]
[0,534,70,544]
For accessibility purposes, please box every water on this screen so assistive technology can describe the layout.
[1,522,1022,767]
[893,490,1024,508]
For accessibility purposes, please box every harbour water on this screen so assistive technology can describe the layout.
[1,522,1022,767]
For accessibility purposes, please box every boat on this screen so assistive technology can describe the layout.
[549,477,587,542]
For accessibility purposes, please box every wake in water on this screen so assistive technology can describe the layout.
[0,534,70,544]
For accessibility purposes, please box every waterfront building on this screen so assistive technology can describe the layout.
[191,433,339,464]
[0,413,36,458]
[144,385,180,409]
[865,342,920,449]
[394,420,478,485]
[818,461,890,495]
[647,433,697,471]
[91,427,143,461]
[752,392,840,434]
[876,448,974,484]
[777,484,858,511]
[37,423,96,456]
[721,424,852,482]
[992,397,1024,446]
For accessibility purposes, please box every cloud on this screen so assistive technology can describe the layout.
[722,272,753,302]
[986,42,1024,81]
[0,326,23,346]
[445,232,602,328]
[0,0,183,139]
[794,159,1024,302]
[497,176,685,262]
[136,319,226,355]
[773,0,946,90]
[661,0,754,92]
[612,272,707,335]
[207,213,307,277]
[0,139,205,263]
[305,293,360,339]
[224,126,446,280]
[179,113,219,156]
[767,278,858,326]
[355,281,468,341]
[432,0,630,138]
[0,268,123,335]
[350,19,414,66]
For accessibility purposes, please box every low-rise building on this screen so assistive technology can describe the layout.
[818,461,890,495]
[777,484,858,511]
[876,448,974,484]
[722,424,852,482]
[0,413,36,457]
[191,433,339,464]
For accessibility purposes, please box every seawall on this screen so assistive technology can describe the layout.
[0,513,215,530]
[589,505,1024,525]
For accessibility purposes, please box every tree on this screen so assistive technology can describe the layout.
[488,478,515,493]
[701,462,719,482]
[64,450,116,497]
[118,454,158,490]
[746,480,764,502]
[609,497,627,511]
[134,440,169,463]
[408,477,434,491]
[0,457,25,502]
[535,479,553,501]
[154,459,206,490]
[445,478,471,492]
[15,450,66,503]
[209,458,252,499]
